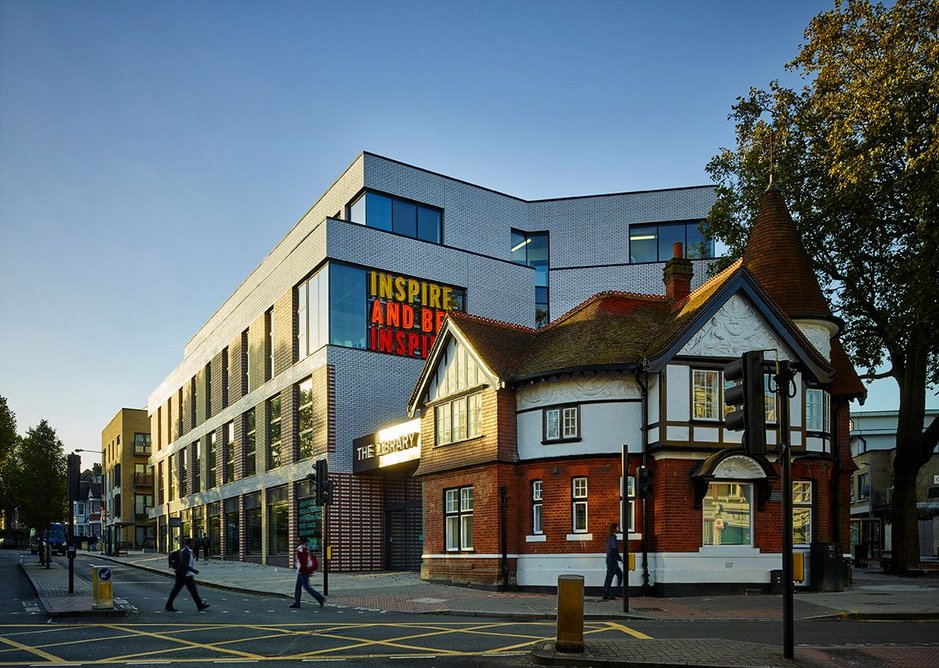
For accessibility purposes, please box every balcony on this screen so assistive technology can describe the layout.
[133,474,153,488]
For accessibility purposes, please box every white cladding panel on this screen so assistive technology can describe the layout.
[647,374,660,426]
[666,365,690,422]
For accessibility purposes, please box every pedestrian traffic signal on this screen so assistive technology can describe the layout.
[637,466,652,498]
[314,459,329,506]
[723,351,767,455]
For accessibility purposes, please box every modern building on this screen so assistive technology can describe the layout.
[147,152,717,572]
[408,186,866,594]
[101,408,154,552]
[849,409,939,561]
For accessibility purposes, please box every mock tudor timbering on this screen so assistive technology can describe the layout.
[409,186,864,595]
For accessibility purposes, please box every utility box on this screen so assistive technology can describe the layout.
[92,565,114,609]
[769,569,783,595]
[810,542,844,592]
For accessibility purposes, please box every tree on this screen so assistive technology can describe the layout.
[0,397,20,532]
[705,0,938,572]
[16,420,67,531]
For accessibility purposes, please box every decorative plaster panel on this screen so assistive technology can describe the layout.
[680,294,793,359]
[798,324,832,361]
[712,455,765,480]
[516,373,639,409]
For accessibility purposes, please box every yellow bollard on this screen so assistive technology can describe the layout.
[92,565,114,609]
[555,574,584,653]
[793,552,805,583]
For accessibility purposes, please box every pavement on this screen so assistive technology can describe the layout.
[17,550,939,667]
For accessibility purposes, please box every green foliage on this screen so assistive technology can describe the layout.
[705,0,938,570]
[0,397,19,530]
[16,420,67,530]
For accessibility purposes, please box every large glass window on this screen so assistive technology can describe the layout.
[693,370,721,420]
[177,448,187,497]
[224,498,239,558]
[244,409,256,477]
[298,378,314,460]
[265,308,274,381]
[244,492,261,555]
[793,481,812,545]
[348,191,442,243]
[629,220,714,263]
[134,493,153,517]
[445,486,474,551]
[511,229,550,327]
[297,266,329,360]
[702,482,752,546]
[267,395,282,470]
[134,462,150,486]
[330,263,367,348]
[267,486,289,556]
[805,389,830,432]
[572,477,588,533]
[435,393,483,445]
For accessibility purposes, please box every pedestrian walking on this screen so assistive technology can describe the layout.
[165,537,210,612]
[192,534,201,561]
[602,522,623,600]
[201,532,210,560]
[290,537,325,609]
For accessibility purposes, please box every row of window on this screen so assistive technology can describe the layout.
[444,479,813,552]
[160,379,308,503]
[692,369,831,432]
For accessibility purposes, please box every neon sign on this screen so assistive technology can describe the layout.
[367,271,464,359]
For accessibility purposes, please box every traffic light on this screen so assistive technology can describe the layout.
[314,459,328,506]
[320,478,334,506]
[67,454,82,502]
[637,466,652,498]
[723,350,766,455]
[306,467,317,497]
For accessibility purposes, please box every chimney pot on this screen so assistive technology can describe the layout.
[673,242,683,259]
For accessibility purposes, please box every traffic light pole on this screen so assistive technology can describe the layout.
[775,360,795,660]
[621,445,629,613]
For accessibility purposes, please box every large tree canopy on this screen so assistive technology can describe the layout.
[705,0,938,571]
[16,420,67,531]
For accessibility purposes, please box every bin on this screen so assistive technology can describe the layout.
[810,542,845,592]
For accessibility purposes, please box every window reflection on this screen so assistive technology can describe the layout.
[347,191,440,241]
[702,482,752,546]
[629,221,714,262]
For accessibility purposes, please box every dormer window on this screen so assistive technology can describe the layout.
[435,393,482,446]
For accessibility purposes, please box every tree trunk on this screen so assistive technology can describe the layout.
[887,334,930,574]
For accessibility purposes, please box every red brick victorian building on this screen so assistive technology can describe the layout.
[408,186,865,595]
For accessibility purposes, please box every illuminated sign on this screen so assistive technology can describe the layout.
[367,271,464,359]
[353,419,422,473]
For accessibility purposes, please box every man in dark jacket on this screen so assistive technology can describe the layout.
[166,537,210,612]
[602,522,623,600]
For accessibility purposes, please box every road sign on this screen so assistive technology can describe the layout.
[98,568,112,581]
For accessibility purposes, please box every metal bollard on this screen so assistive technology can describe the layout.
[555,574,584,653]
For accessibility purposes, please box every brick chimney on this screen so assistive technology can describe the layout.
[663,242,693,303]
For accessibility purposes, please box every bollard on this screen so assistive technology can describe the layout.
[91,566,114,609]
[555,574,584,653]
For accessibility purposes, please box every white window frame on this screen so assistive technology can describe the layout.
[532,480,543,535]
[805,389,830,432]
[435,393,482,446]
[693,369,721,420]
[571,477,588,534]
[545,405,580,442]
[444,486,473,552]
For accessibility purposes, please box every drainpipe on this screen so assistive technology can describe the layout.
[634,370,651,593]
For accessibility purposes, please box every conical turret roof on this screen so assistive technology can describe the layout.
[742,185,833,320]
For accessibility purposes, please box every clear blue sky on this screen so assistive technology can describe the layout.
[0,1,923,470]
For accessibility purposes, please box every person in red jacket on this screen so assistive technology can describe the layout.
[290,537,325,609]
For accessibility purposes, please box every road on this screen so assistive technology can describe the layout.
[1,550,937,666]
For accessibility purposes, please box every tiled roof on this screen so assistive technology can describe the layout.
[447,311,536,377]
[743,186,832,319]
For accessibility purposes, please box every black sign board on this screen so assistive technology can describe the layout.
[297,497,322,553]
